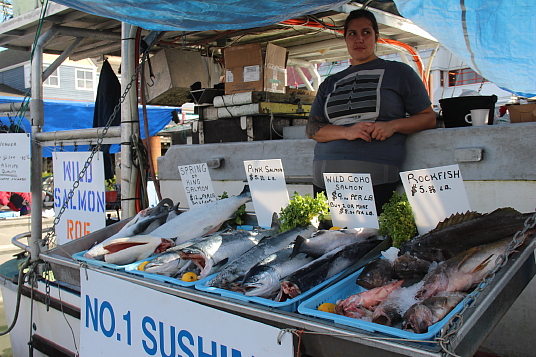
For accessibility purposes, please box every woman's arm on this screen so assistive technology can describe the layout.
[306,115,373,143]
[368,106,436,141]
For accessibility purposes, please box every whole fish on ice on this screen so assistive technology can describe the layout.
[143,235,209,276]
[334,280,405,319]
[290,227,379,258]
[399,207,534,261]
[417,238,514,300]
[85,235,175,265]
[403,291,466,333]
[355,258,394,289]
[207,223,318,289]
[241,244,314,298]
[179,220,280,279]
[277,237,385,301]
[84,199,172,260]
[149,185,252,244]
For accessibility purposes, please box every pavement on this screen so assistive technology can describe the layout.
[0,213,55,357]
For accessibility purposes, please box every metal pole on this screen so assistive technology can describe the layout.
[29,27,59,261]
[120,23,139,218]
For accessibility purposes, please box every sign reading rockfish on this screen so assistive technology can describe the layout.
[400,164,471,234]
[178,163,216,207]
[324,173,378,229]
[0,133,31,192]
[244,159,289,227]
[53,151,105,245]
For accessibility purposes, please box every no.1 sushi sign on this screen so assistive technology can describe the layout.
[53,152,105,245]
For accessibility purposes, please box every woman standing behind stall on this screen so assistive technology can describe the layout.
[306,9,436,214]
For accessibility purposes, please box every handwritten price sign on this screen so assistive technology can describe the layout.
[178,163,217,208]
[400,164,471,234]
[323,173,378,229]
[0,133,31,192]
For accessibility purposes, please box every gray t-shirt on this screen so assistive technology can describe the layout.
[310,58,431,168]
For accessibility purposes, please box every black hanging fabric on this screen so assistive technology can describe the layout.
[93,59,121,180]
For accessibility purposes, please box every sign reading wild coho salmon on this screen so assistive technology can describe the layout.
[244,159,289,227]
[53,151,105,245]
[0,133,31,192]
[400,164,471,234]
[178,163,217,207]
[80,269,294,356]
[323,173,378,229]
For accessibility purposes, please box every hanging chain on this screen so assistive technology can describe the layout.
[43,34,157,248]
[438,212,536,355]
[44,261,51,312]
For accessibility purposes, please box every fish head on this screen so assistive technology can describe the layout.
[242,266,279,297]
[416,265,449,300]
[372,303,402,326]
[144,250,182,275]
[356,258,393,289]
[403,302,433,333]
[393,253,431,280]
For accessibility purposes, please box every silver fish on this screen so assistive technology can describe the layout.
[84,199,172,260]
[89,235,175,265]
[277,237,384,301]
[143,235,209,276]
[207,224,318,289]
[149,185,251,244]
[242,244,314,298]
[179,222,280,279]
[291,227,379,258]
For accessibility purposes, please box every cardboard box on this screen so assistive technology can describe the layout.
[506,103,536,123]
[144,48,220,106]
[224,43,287,95]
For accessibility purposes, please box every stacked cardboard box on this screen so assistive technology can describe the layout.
[224,43,288,95]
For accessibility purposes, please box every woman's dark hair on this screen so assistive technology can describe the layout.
[344,9,379,39]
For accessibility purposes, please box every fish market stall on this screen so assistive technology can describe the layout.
[1,1,536,357]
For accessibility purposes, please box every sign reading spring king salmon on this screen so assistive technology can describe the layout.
[178,163,217,207]
[323,173,379,229]
[400,164,471,235]
[80,269,294,357]
[244,159,289,227]
[52,152,105,245]
[0,133,31,192]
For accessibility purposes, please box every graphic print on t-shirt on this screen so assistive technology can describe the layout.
[325,69,384,125]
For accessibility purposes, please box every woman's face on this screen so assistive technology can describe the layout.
[345,17,378,65]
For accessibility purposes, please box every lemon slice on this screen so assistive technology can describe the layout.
[138,261,149,271]
[317,302,337,313]
[181,272,199,282]
[329,226,342,231]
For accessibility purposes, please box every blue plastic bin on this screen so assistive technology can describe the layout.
[72,250,155,271]
[297,269,465,341]
[124,260,216,288]
[195,269,349,313]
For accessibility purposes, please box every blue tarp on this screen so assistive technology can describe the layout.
[0,96,179,156]
[393,0,535,98]
[51,0,536,97]
[51,0,349,31]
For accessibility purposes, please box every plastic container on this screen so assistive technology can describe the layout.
[72,250,151,271]
[439,95,497,128]
[195,269,350,312]
[124,261,216,288]
[298,269,465,341]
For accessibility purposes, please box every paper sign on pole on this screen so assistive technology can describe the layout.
[400,164,471,235]
[178,163,217,207]
[0,133,31,192]
[53,152,106,245]
[244,159,289,227]
[323,173,378,229]
[80,269,294,357]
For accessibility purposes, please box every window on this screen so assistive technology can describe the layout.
[44,68,60,87]
[439,70,445,87]
[76,69,94,90]
[448,68,487,86]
